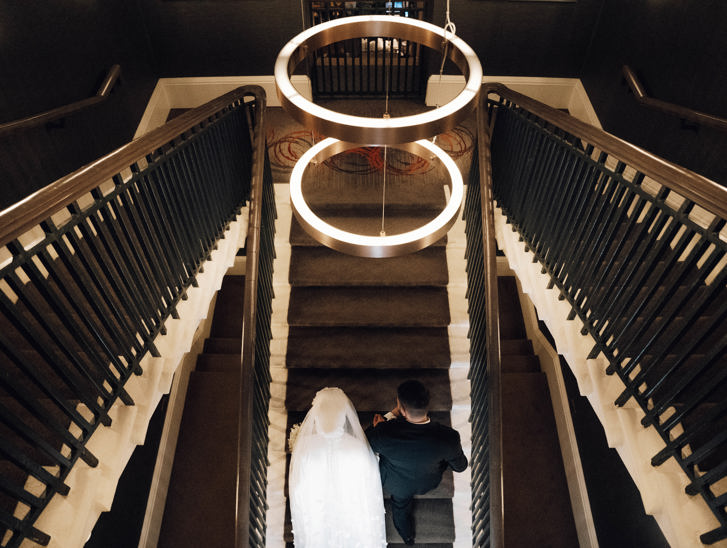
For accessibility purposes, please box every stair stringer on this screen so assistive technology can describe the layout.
[445,206,473,548]
[497,258,598,548]
[493,204,723,548]
[21,212,249,548]
[264,183,292,548]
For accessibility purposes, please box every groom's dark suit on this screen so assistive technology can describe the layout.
[366,418,468,541]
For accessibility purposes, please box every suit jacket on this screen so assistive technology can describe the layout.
[366,418,468,498]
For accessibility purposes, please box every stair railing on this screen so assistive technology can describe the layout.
[466,92,504,546]
[235,103,275,548]
[483,82,727,544]
[0,65,122,136]
[0,85,266,547]
[622,66,727,133]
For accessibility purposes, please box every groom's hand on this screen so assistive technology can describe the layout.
[373,413,386,427]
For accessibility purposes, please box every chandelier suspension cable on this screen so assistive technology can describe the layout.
[381,48,392,237]
[300,0,317,150]
[434,0,457,146]
[276,14,481,257]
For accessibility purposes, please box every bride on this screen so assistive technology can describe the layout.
[288,387,386,547]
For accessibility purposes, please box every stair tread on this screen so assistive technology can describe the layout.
[210,275,244,338]
[500,338,534,356]
[290,215,447,247]
[385,498,455,543]
[203,337,241,355]
[0,397,74,466]
[501,372,579,548]
[286,369,452,412]
[195,353,241,372]
[288,287,450,327]
[158,371,239,547]
[286,327,450,369]
[498,277,526,339]
[289,246,448,287]
[298,156,448,207]
[501,354,541,373]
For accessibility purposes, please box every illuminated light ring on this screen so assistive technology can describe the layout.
[275,15,483,144]
[290,137,464,258]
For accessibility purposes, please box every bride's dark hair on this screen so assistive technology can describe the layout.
[397,380,430,413]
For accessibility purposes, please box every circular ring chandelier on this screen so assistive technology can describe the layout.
[290,138,464,258]
[275,15,482,145]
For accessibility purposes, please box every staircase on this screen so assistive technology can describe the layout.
[281,140,461,546]
[157,275,244,548]
[497,276,579,547]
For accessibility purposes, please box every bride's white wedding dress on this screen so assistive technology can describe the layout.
[288,387,386,547]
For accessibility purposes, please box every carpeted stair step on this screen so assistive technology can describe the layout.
[290,215,446,247]
[0,311,132,368]
[158,370,239,548]
[0,460,32,540]
[500,338,534,356]
[289,246,448,287]
[195,354,241,373]
[385,498,455,544]
[579,276,719,308]
[288,287,450,327]
[203,337,242,355]
[298,165,448,210]
[209,275,244,338]
[497,277,526,340]
[501,371,579,547]
[0,350,91,400]
[678,403,727,471]
[285,369,452,412]
[641,355,727,407]
[0,397,75,466]
[286,327,450,369]
[501,354,541,373]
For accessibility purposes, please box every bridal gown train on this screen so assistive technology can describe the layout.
[289,387,387,548]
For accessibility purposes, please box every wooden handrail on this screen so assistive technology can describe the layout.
[235,87,267,548]
[0,85,262,246]
[622,65,727,133]
[477,95,505,547]
[0,65,122,136]
[483,82,727,220]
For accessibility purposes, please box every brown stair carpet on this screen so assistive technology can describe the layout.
[157,275,244,548]
[280,101,459,546]
[286,327,450,369]
[289,245,448,287]
[287,287,450,327]
[498,276,580,548]
[290,215,447,247]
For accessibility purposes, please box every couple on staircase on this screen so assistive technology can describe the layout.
[288,380,468,547]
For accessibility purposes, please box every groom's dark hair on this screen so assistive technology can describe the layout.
[397,380,430,413]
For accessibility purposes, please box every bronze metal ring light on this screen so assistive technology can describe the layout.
[289,138,464,258]
[275,15,482,144]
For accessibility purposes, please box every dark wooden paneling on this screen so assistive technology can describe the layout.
[581,0,727,186]
[140,0,603,77]
[0,1,157,209]
[138,0,305,77]
[432,0,604,76]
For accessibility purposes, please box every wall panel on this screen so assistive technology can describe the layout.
[0,1,156,208]
[580,0,727,185]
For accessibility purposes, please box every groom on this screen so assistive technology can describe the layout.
[366,380,468,545]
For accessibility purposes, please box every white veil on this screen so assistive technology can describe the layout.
[289,387,386,548]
